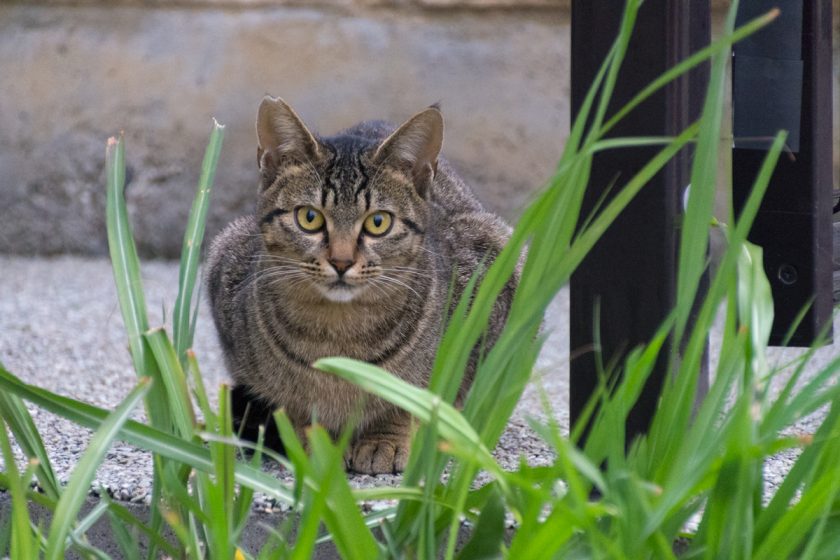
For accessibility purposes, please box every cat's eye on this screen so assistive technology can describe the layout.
[295,206,325,232]
[363,211,393,237]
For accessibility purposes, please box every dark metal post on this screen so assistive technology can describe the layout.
[569,1,710,442]
[732,0,833,346]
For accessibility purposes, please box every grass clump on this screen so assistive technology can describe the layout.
[1,2,838,558]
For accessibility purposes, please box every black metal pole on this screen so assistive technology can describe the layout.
[569,1,711,443]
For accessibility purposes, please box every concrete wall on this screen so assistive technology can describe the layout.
[0,2,566,257]
[0,1,836,257]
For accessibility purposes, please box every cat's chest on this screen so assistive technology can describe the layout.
[260,301,415,361]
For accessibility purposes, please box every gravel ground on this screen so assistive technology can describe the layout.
[0,255,837,509]
[0,255,566,509]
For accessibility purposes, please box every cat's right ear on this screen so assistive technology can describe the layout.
[373,106,443,199]
[256,96,322,171]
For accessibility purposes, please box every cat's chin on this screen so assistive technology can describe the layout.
[318,284,362,303]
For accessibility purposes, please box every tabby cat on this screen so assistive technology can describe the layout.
[207,96,518,474]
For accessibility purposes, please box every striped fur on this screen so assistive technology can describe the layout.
[207,97,518,474]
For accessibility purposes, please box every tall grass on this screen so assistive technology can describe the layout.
[1,2,838,558]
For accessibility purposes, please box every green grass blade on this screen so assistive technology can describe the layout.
[0,364,295,505]
[755,461,840,559]
[762,353,840,441]
[173,120,225,364]
[101,495,180,558]
[316,357,505,483]
[756,397,840,543]
[0,385,60,500]
[106,505,141,560]
[585,0,639,145]
[271,416,321,560]
[105,135,172,436]
[508,505,577,560]
[599,8,779,137]
[233,428,261,542]
[672,0,740,350]
[68,500,109,549]
[161,507,198,557]
[383,5,720,545]
[693,244,771,559]
[646,131,787,490]
[44,378,151,560]
[554,122,699,293]
[648,8,777,487]
[454,486,505,560]
[105,135,150,377]
[186,350,213,428]
[737,243,773,379]
[0,473,57,513]
[307,427,380,560]
[583,320,672,467]
[457,124,697,464]
[0,418,37,560]
[66,537,111,560]
[428,401,453,560]
[204,384,236,558]
[144,328,197,438]
[290,478,326,560]
[273,411,309,505]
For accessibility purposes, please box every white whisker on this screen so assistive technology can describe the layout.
[417,245,445,259]
[381,267,435,277]
[377,274,422,300]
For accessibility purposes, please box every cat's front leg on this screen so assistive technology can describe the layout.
[346,410,414,475]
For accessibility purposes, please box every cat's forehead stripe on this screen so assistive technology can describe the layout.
[353,152,372,211]
[323,146,368,207]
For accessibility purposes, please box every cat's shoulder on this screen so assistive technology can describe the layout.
[207,215,259,275]
[446,211,512,251]
[210,215,258,252]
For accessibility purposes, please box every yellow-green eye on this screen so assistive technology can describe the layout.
[295,206,325,232]
[363,212,393,237]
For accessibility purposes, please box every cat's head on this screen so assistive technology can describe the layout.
[254,96,442,304]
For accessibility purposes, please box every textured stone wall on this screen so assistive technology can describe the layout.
[0,2,836,257]
[0,3,566,256]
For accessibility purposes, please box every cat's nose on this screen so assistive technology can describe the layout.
[328,258,355,275]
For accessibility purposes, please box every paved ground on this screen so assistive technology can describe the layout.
[0,255,837,510]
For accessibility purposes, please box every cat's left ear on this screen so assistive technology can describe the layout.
[256,96,322,171]
[374,106,443,199]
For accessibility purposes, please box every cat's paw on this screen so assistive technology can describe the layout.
[346,435,410,475]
